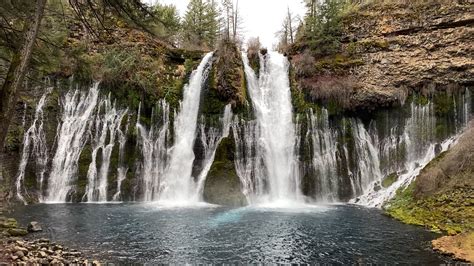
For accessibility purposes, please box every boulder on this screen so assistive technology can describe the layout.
[27,221,42,232]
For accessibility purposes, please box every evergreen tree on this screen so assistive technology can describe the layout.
[182,0,220,49]
[300,0,347,55]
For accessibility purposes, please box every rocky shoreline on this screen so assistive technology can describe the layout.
[0,204,98,265]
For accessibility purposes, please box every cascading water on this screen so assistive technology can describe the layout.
[158,52,215,203]
[232,118,265,202]
[296,93,471,207]
[46,83,100,203]
[16,88,52,204]
[12,52,471,208]
[136,101,173,201]
[306,109,341,202]
[135,52,215,203]
[112,115,130,201]
[241,52,302,204]
[83,96,127,202]
[195,104,232,198]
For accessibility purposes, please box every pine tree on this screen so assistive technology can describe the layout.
[182,0,220,49]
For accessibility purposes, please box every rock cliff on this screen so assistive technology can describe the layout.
[291,1,473,111]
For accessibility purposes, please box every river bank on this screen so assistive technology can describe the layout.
[0,202,96,264]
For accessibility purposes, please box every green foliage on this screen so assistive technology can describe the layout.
[182,0,220,49]
[300,0,348,56]
[148,3,181,42]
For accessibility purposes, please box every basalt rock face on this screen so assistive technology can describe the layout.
[291,1,474,112]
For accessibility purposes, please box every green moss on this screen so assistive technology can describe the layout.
[7,228,28,236]
[433,92,455,117]
[382,173,398,188]
[313,54,364,73]
[4,125,23,152]
[203,136,247,206]
[289,64,320,114]
[384,182,473,234]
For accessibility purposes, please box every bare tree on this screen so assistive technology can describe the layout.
[276,6,300,52]
[221,0,242,42]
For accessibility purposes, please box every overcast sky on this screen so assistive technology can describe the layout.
[143,0,306,48]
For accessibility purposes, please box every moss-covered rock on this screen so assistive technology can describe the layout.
[381,173,398,188]
[203,137,247,207]
[7,228,28,237]
[211,41,247,110]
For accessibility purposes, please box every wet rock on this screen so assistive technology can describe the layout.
[7,228,28,236]
[203,137,248,207]
[27,221,42,232]
[14,250,25,258]
[0,218,18,228]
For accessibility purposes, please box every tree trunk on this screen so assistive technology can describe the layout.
[288,7,294,44]
[232,0,238,40]
[0,0,47,151]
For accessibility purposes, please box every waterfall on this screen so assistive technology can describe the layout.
[195,104,233,198]
[241,52,302,204]
[232,118,265,203]
[158,52,213,203]
[16,88,51,204]
[135,52,215,203]
[353,101,456,206]
[112,115,130,201]
[136,101,172,201]
[306,109,340,202]
[45,83,100,203]
[463,88,472,125]
[83,96,127,202]
[298,95,471,207]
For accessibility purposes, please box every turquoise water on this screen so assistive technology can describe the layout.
[12,203,451,264]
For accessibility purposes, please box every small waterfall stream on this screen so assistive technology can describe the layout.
[136,101,172,201]
[84,96,127,202]
[16,88,51,204]
[46,84,100,202]
[195,105,233,198]
[112,116,130,201]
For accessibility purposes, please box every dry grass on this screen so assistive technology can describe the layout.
[415,121,474,198]
[292,50,316,78]
[302,74,357,108]
[246,37,261,59]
